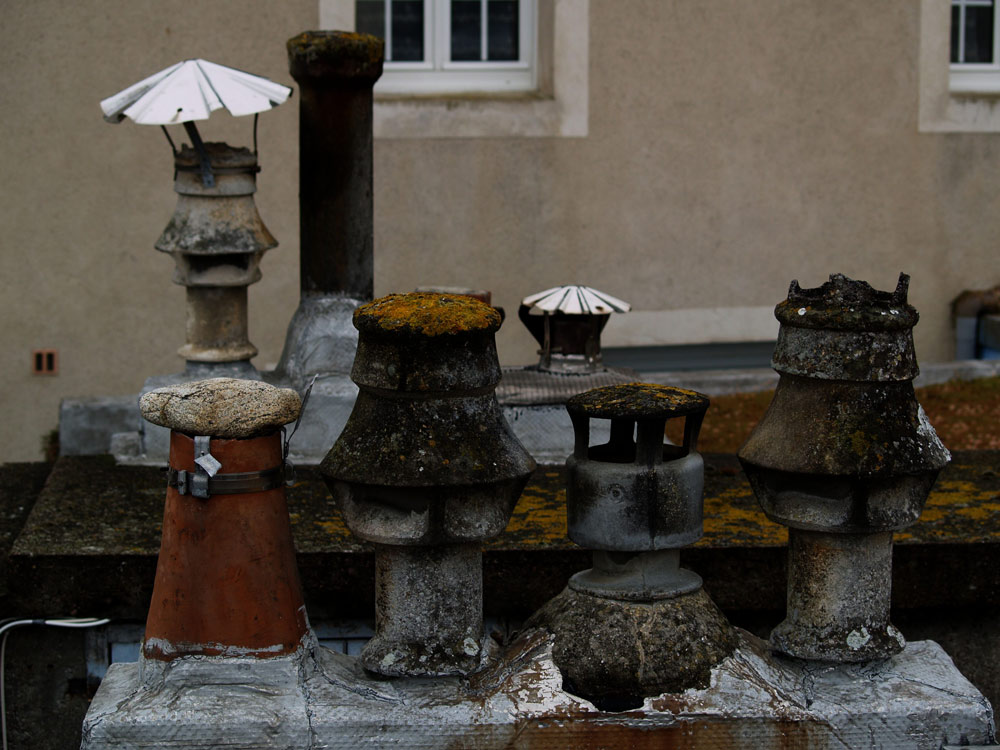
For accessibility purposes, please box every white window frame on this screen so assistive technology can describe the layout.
[949,0,1000,93]
[320,0,589,139]
[920,0,1000,131]
[359,0,537,95]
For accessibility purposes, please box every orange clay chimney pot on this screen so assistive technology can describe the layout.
[138,377,306,660]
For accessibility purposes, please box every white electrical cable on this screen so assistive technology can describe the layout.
[0,617,110,750]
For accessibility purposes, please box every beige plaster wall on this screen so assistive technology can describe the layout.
[1,0,311,461]
[372,0,995,371]
[2,0,997,462]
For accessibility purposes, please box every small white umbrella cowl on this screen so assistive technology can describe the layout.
[520,285,632,315]
[100,59,293,185]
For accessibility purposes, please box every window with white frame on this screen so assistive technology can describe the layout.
[950,0,1000,92]
[355,0,536,94]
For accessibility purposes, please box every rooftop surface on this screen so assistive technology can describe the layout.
[6,451,998,620]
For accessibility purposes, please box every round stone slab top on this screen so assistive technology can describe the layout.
[354,292,502,338]
[567,383,709,420]
[140,378,301,439]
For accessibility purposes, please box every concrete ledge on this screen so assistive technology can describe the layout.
[6,455,1000,745]
[59,396,140,456]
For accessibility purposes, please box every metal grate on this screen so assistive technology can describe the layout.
[497,366,638,406]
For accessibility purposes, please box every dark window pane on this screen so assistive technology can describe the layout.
[451,0,482,61]
[951,5,961,62]
[965,3,995,63]
[487,1,519,60]
[357,0,385,39]
[392,0,424,61]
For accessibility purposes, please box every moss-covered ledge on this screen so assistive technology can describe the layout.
[6,453,1000,619]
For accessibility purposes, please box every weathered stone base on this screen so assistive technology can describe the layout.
[82,630,994,749]
[525,585,737,705]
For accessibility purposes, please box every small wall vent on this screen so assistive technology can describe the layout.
[32,349,58,375]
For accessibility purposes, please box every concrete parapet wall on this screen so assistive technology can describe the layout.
[82,632,993,749]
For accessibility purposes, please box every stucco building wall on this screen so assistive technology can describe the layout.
[1,0,996,461]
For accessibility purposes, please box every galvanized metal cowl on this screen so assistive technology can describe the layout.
[566,383,709,599]
[321,293,536,677]
[517,285,631,374]
[739,273,950,662]
[156,143,277,365]
[526,383,735,707]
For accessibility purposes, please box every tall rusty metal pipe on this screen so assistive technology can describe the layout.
[287,31,382,300]
[739,273,950,662]
[276,32,384,384]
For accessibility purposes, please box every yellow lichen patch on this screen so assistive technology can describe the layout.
[500,491,569,544]
[850,430,870,456]
[356,293,501,337]
[491,474,573,551]
[934,479,989,497]
[699,487,788,547]
[313,517,354,542]
[897,477,1000,543]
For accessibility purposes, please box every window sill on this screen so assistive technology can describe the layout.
[949,77,1000,96]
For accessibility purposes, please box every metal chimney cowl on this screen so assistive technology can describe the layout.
[739,273,950,662]
[321,293,536,677]
[526,383,735,707]
[275,31,384,387]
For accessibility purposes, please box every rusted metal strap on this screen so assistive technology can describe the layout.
[168,464,284,499]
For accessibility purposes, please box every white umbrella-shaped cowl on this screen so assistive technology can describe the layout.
[517,285,631,373]
[100,59,292,125]
[521,285,632,315]
[100,60,292,186]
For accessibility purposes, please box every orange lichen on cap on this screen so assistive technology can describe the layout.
[355,293,502,337]
[568,383,710,419]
